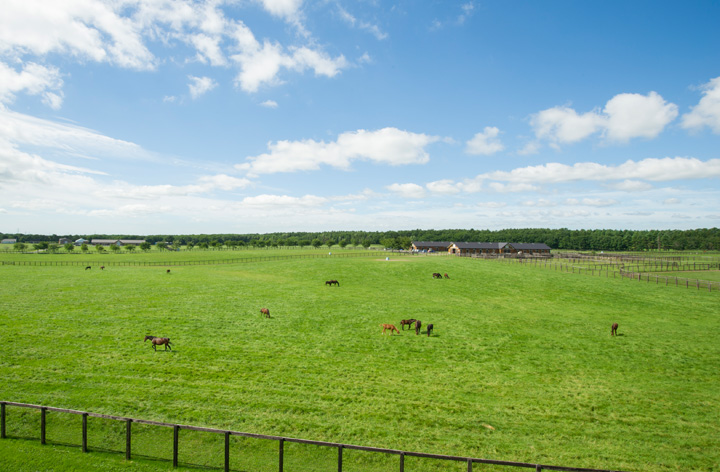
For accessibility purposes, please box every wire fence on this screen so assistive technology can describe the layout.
[0,401,627,472]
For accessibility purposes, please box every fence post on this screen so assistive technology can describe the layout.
[125,419,132,460]
[225,432,230,472]
[278,438,284,472]
[1,402,5,438]
[173,425,179,467]
[399,452,405,472]
[337,445,343,472]
[467,458,473,471]
[82,413,88,453]
[40,408,46,445]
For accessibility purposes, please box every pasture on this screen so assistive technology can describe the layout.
[0,252,719,471]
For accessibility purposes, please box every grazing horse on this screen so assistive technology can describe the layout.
[432,273,442,279]
[426,323,434,336]
[144,335,172,351]
[400,319,417,330]
[166,269,171,274]
[260,307,270,318]
[443,273,449,279]
[325,280,340,286]
[100,266,105,270]
[85,266,91,270]
[611,323,619,336]
[415,319,422,335]
[381,324,400,335]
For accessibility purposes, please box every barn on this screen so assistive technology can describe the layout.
[411,241,452,252]
[448,242,508,255]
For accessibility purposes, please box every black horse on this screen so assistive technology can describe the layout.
[426,323,434,337]
[325,280,340,286]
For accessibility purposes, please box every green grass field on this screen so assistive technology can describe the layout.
[1,252,718,471]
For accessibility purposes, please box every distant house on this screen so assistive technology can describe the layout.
[74,238,89,246]
[58,238,70,245]
[90,239,146,246]
[1,238,17,244]
[91,239,120,246]
[411,241,452,252]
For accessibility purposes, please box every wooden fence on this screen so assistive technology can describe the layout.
[0,401,627,472]
[473,255,719,293]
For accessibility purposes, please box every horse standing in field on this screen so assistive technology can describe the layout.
[85,266,91,270]
[432,273,442,279]
[611,323,619,336]
[381,324,400,335]
[166,269,171,274]
[325,280,340,286]
[415,320,422,335]
[261,307,270,318]
[400,319,417,330]
[100,266,105,270]
[426,323,434,337]
[144,336,172,351]
[443,273,449,279]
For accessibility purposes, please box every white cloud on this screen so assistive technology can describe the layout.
[336,5,388,40]
[530,92,677,146]
[188,75,218,99]
[0,61,63,108]
[681,76,720,133]
[386,183,426,199]
[426,179,461,194]
[663,198,681,205]
[260,100,278,108]
[240,194,327,208]
[237,127,438,175]
[607,180,653,192]
[465,126,504,155]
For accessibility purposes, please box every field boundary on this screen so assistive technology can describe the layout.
[0,251,439,267]
[0,401,627,472]
[465,254,719,293]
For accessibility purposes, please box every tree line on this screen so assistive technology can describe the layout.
[2,228,719,251]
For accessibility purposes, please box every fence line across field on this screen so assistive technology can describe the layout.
[0,401,626,472]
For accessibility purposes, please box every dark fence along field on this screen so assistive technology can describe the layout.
[0,402,627,472]
[461,254,720,293]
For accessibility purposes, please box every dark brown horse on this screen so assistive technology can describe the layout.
[426,323,434,336]
[260,307,270,318]
[432,273,442,279]
[166,269,171,274]
[85,266,91,270]
[611,323,618,336]
[100,266,105,270]
[381,324,400,335]
[144,335,172,351]
[415,319,422,335]
[325,280,340,286]
[400,319,417,330]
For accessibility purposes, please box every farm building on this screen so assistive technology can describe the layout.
[448,242,508,255]
[1,238,17,244]
[91,239,146,246]
[505,243,552,255]
[411,241,452,252]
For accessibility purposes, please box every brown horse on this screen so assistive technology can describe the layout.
[443,273,449,279]
[100,266,105,270]
[400,319,417,330]
[144,336,172,351]
[415,319,422,335]
[381,324,400,335]
[325,280,340,286]
[611,323,618,336]
[260,308,270,318]
[166,269,171,274]
[427,323,434,337]
[432,273,442,279]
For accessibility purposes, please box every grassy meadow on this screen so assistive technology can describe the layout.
[0,251,718,471]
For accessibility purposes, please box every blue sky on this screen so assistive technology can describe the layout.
[1,0,719,235]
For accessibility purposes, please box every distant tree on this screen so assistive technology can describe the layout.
[33,242,49,251]
[156,242,168,251]
[124,244,137,252]
[338,239,348,249]
[14,242,26,252]
[172,240,182,251]
[198,242,209,249]
[325,239,337,249]
[362,239,371,249]
[311,239,322,248]
[81,243,89,253]
[298,239,310,248]
[64,243,75,252]
[47,243,59,253]
[186,242,195,250]
[96,245,105,253]
[380,238,396,249]
[109,244,121,253]
[139,242,152,252]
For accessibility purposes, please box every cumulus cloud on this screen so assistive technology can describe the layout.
[465,126,504,155]
[606,180,653,192]
[188,75,218,99]
[426,179,462,194]
[387,183,426,199]
[260,100,278,108]
[681,76,720,133]
[0,61,63,108]
[530,92,678,146]
[237,127,438,175]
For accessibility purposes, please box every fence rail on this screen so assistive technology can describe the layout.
[466,255,719,293]
[0,401,627,472]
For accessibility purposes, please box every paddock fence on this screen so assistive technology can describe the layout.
[0,401,627,472]
[0,251,443,268]
[465,254,720,293]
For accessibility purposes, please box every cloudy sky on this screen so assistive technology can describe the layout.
[1,0,720,235]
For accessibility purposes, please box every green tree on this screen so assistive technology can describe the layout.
[81,243,89,253]
[64,243,75,252]
[33,242,49,251]
[311,239,322,248]
[109,244,121,253]
[338,239,348,249]
[156,242,168,251]
[139,242,152,252]
[325,239,337,249]
[96,245,105,253]
[124,244,137,252]
[14,242,26,252]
